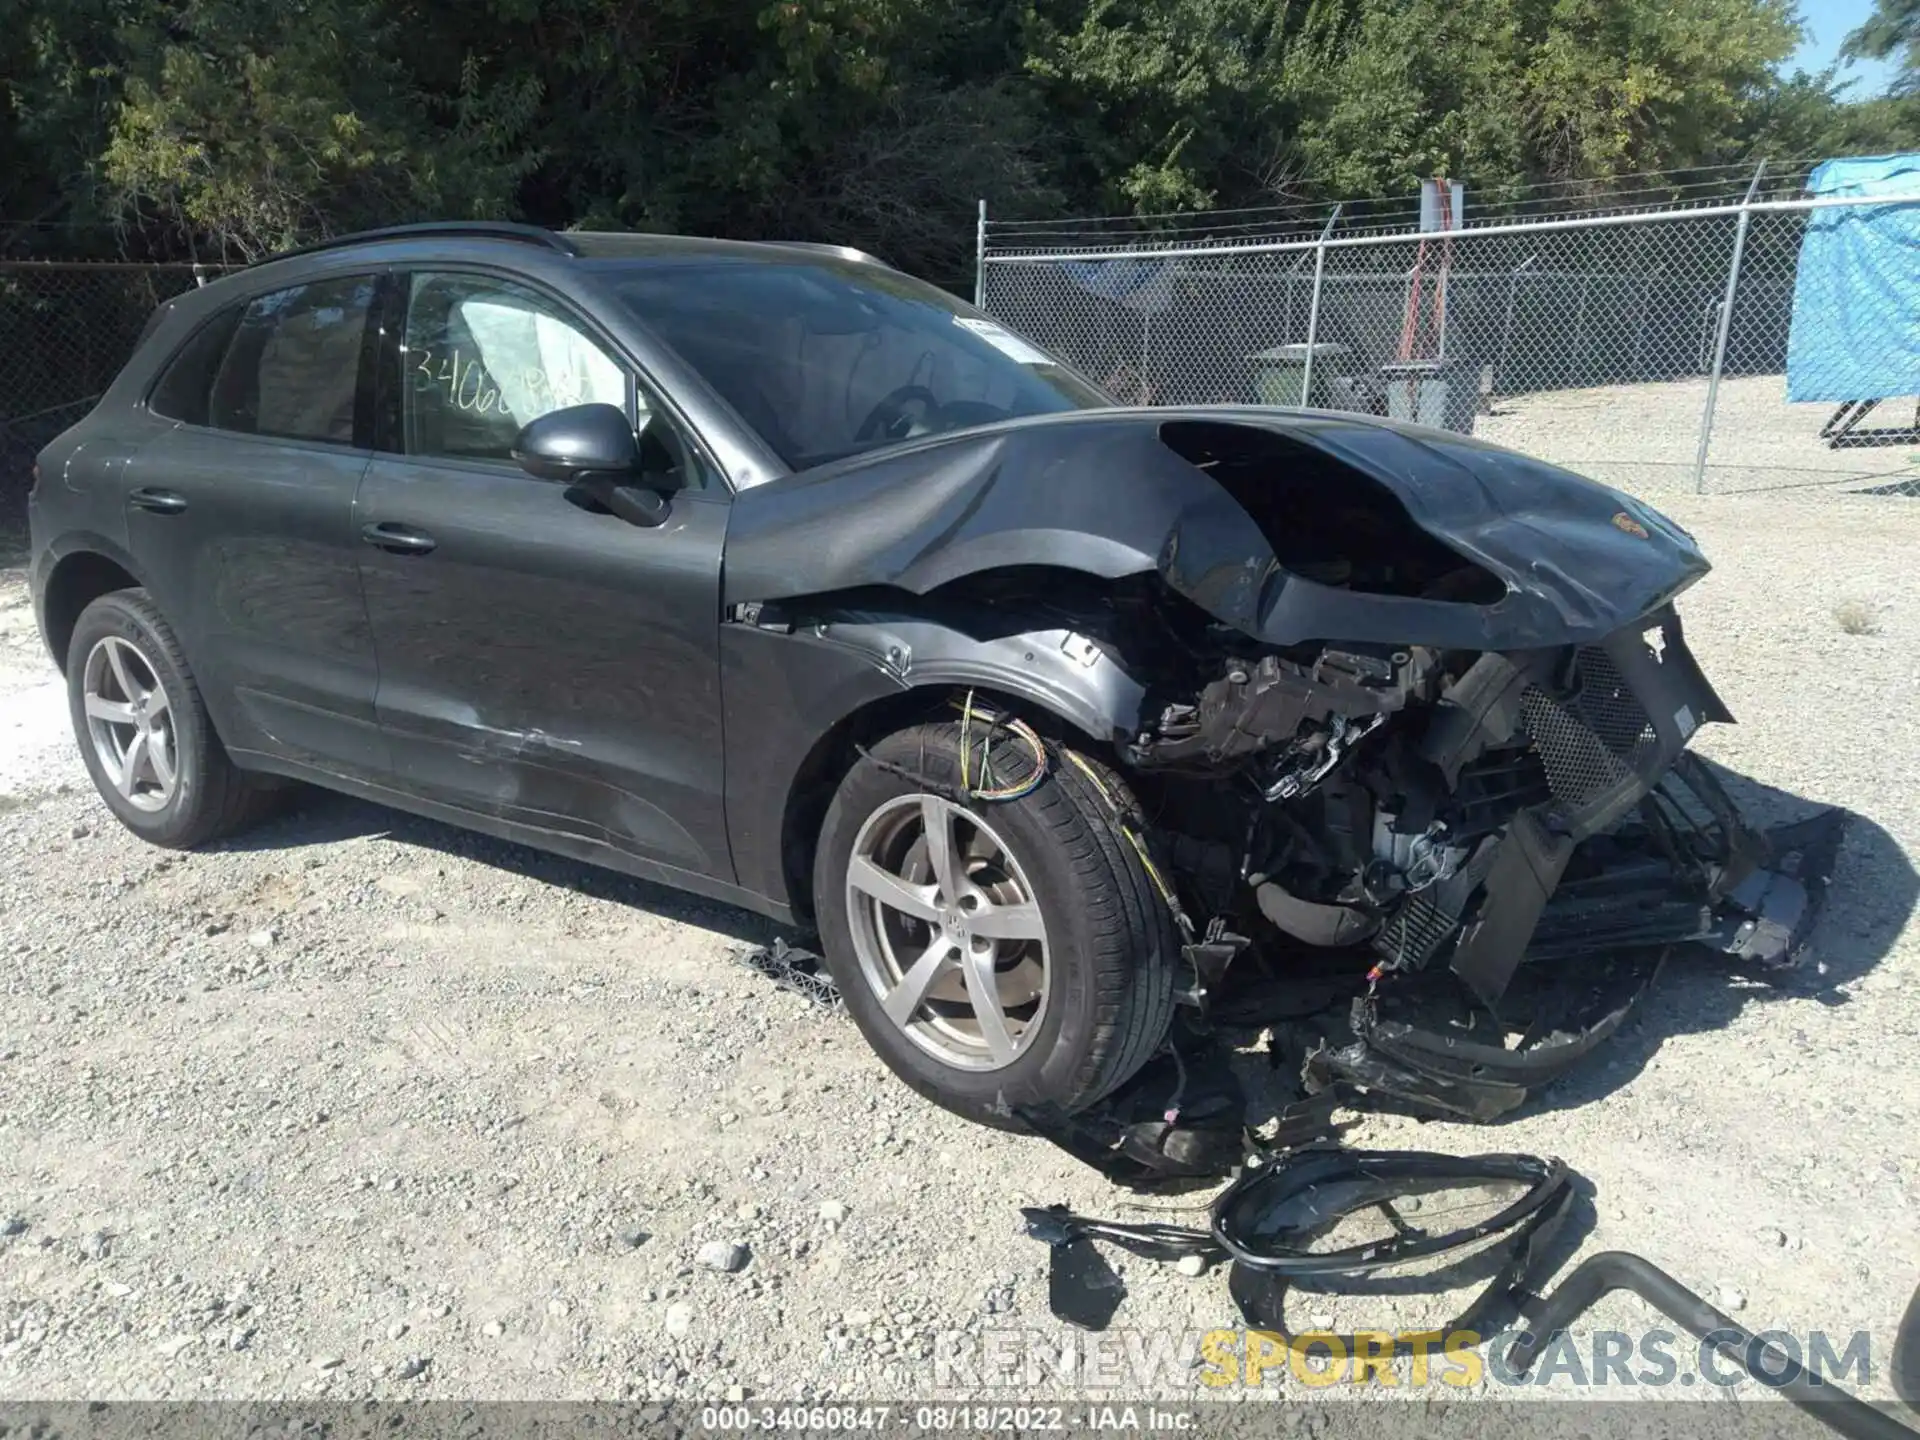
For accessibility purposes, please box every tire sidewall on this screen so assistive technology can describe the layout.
[66,594,213,847]
[813,735,1109,1125]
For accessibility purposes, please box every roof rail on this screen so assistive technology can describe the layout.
[254,222,578,267]
[775,241,893,269]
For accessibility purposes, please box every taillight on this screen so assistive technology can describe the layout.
[29,462,39,494]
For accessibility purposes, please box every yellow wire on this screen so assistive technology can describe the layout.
[960,690,974,793]
[1064,749,1120,813]
[1123,826,1180,912]
[948,693,1047,801]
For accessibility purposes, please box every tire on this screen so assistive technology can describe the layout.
[813,720,1179,1126]
[66,588,280,849]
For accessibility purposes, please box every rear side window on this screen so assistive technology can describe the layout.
[149,309,243,426]
[206,276,378,444]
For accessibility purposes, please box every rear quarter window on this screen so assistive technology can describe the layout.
[206,275,378,444]
[148,309,244,426]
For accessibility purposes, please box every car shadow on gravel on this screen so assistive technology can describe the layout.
[1496,759,1917,1121]
[198,756,1915,1130]
[214,787,789,948]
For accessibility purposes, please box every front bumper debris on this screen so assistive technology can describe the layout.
[1303,802,1849,1120]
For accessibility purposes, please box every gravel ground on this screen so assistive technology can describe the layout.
[1478,372,1920,497]
[1,495,1917,1423]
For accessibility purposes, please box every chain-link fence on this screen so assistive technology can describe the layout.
[7,187,1917,520]
[0,262,228,521]
[980,178,1920,500]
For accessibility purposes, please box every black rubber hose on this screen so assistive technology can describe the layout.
[1507,1251,1917,1440]
[1894,1280,1920,1413]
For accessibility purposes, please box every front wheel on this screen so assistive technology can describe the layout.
[812,721,1178,1126]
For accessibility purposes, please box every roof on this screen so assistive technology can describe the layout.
[249,223,891,271]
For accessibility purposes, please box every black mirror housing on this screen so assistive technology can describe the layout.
[511,403,641,482]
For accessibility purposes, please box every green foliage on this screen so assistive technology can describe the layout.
[0,0,1912,274]
[1845,0,1920,90]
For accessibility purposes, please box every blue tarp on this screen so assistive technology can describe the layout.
[1059,257,1175,314]
[1786,153,1920,402]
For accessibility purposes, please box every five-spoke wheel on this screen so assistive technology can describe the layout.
[815,722,1178,1125]
[65,588,281,848]
[81,635,179,812]
[845,793,1050,1070]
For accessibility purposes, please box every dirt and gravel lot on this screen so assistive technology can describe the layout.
[1,491,1917,1422]
[1479,373,1920,498]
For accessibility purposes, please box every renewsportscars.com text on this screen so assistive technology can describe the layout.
[927,1326,1873,1393]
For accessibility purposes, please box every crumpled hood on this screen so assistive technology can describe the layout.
[723,407,1709,650]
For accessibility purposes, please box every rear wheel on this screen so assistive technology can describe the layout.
[66,589,280,848]
[813,721,1178,1125]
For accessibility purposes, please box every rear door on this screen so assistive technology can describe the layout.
[353,268,734,879]
[129,272,389,778]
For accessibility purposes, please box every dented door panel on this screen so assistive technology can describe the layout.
[357,455,733,878]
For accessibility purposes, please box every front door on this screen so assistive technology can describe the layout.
[128,271,388,778]
[353,269,734,880]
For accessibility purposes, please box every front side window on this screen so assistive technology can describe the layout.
[402,273,630,462]
[207,275,377,443]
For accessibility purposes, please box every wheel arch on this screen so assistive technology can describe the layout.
[724,572,1157,923]
[776,675,1127,927]
[39,543,147,673]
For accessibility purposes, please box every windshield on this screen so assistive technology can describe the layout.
[604,257,1111,469]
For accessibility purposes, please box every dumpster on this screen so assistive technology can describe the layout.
[1378,358,1477,434]
[1249,343,1352,407]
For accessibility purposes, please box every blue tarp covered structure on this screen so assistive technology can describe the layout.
[1059,257,1175,313]
[1786,153,1920,402]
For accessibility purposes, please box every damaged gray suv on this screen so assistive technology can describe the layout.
[29,222,1828,1127]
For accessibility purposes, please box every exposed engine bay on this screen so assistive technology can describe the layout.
[1123,604,1837,1117]
[725,408,1847,1120]
[913,563,1838,1117]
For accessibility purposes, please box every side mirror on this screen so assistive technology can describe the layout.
[511,403,641,483]
[513,403,681,529]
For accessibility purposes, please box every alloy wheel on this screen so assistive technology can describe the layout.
[81,635,178,813]
[844,793,1051,1071]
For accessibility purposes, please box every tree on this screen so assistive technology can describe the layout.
[1026,0,1806,212]
[0,0,1914,274]
[1844,0,1920,93]
[96,0,539,260]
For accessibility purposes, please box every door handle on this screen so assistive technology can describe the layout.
[129,487,188,515]
[361,522,438,556]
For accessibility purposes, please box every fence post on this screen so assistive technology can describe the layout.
[974,199,988,309]
[1693,161,1766,493]
[1300,205,1342,406]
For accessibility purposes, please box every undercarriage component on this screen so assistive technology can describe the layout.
[1298,801,1845,1119]
[1021,1145,1574,1345]
[1020,1150,1918,1440]
[1447,808,1576,1007]
[1012,1034,1272,1185]
[1222,1149,1573,1348]
[1255,880,1379,947]
[1529,800,1847,971]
